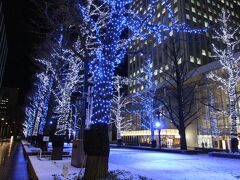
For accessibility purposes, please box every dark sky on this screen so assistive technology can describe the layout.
[2,0,36,105]
[2,0,128,106]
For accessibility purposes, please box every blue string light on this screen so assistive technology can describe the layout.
[78,0,206,125]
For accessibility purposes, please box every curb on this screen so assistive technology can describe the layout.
[110,144,200,155]
[21,142,39,180]
[209,152,240,159]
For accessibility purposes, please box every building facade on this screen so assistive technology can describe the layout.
[128,0,240,94]
[0,1,7,88]
[0,87,18,138]
[124,0,240,149]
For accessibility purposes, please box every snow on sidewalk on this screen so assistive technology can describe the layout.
[29,156,82,180]
[109,148,240,180]
[26,145,240,180]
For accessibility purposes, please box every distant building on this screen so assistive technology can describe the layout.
[0,88,18,138]
[0,1,7,88]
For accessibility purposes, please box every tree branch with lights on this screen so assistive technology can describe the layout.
[207,10,240,152]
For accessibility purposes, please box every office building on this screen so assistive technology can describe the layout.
[124,0,240,149]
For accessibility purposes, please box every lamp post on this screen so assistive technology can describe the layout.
[155,121,161,149]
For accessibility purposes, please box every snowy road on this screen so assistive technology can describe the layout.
[109,148,240,180]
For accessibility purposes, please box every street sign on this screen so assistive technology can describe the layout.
[43,136,49,142]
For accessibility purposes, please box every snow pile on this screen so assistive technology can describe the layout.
[52,169,151,180]
[106,170,152,180]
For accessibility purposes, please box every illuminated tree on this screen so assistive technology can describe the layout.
[71,104,82,139]
[207,10,240,152]
[23,105,35,137]
[132,55,157,146]
[76,0,205,178]
[38,36,84,137]
[29,0,206,178]
[111,75,132,143]
[208,92,220,138]
[23,70,52,137]
[36,71,53,135]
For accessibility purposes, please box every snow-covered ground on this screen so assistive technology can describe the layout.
[29,156,82,180]
[28,147,240,180]
[109,148,240,180]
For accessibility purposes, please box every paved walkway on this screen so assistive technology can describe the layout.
[0,141,29,180]
[109,148,240,180]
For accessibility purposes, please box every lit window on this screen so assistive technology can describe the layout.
[192,7,196,13]
[197,58,201,65]
[204,22,208,27]
[178,58,182,64]
[174,7,178,13]
[202,50,207,56]
[165,65,169,70]
[193,17,197,22]
[190,56,195,63]
[162,8,166,14]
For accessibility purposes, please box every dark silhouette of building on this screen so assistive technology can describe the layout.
[0,87,18,138]
[0,1,8,88]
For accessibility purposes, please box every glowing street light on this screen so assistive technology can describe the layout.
[155,122,161,128]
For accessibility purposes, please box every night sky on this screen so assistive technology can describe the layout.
[2,0,128,105]
[2,0,37,105]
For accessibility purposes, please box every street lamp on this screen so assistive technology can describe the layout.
[155,121,161,149]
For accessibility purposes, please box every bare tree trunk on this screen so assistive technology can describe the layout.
[179,128,187,150]
[51,135,64,160]
[84,156,109,179]
[177,82,188,150]
[84,124,109,179]
[116,128,123,145]
[229,97,239,153]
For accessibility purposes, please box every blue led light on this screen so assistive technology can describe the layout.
[78,0,206,125]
